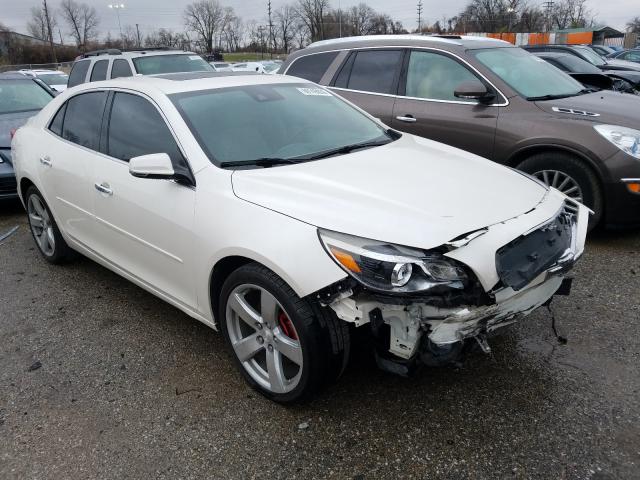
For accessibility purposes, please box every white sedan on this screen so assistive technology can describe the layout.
[12,73,589,403]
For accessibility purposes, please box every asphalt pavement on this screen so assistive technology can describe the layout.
[1,199,639,479]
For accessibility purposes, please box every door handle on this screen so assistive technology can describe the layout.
[94,182,113,196]
[396,115,417,123]
[39,156,52,167]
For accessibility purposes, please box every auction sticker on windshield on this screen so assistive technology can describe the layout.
[297,87,332,96]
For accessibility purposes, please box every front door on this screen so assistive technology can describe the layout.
[91,91,197,309]
[391,49,500,159]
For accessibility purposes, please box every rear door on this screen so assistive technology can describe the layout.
[391,49,500,159]
[38,91,108,247]
[90,91,197,308]
[329,49,404,124]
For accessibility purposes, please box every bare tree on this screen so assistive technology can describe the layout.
[27,5,58,42]
[59,0,99,49]
[275,5,297,53]
[348,3,376,36]
[222,13,243,51]
[628,16,640,33]
[296,0,330,42]
[183,0,226,52]
[145,28,188,49]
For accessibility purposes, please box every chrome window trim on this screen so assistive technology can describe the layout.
[284,45,510,107]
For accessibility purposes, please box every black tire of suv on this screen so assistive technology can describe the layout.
[517,152,603,229]
[219,262,350,403]
[25,186,76,264]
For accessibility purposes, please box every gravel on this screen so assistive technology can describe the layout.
[1,199,639,479]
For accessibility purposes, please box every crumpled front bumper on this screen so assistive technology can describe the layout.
[328,189,590,362]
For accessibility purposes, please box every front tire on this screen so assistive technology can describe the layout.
[218,263,350,403]
[25,186,75,264]
[517,152,603,229]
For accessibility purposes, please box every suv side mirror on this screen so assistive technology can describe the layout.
[129,153,175,179]
[454,81,495,103]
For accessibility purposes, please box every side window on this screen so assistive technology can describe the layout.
[67,60,91,87]
[48,103,67,136]
[107,92,185,170]
[62,92,107,150]
[90,60,109,82]
[111,59,133,79]
[333,52,356,88]
[405,50,480,102]
[343,50,403,95]
[624,51,640,62]
[286,52,339,83]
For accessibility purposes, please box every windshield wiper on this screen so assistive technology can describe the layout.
[219,157,301,168]
[302,139,392,161]
[526,88,595,101]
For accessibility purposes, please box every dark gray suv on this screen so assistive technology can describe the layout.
[280,35,640,228]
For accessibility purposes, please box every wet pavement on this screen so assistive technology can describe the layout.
[1,199,639,479]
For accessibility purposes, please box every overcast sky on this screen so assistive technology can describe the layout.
[2,0,634,42]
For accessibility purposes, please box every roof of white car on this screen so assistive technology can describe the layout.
[75,72,305,95]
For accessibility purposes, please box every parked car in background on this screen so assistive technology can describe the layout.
[0,73,54,199]
[18,69,69,93]
[586,44,617,56]
[231,61,280,74]
[533,51,640,94]
[210,62,232,72]
[67,48,213,88]
[523,44,640,72]
[606,49,640,64]
[281,35,640,228]
[12,72,589,402]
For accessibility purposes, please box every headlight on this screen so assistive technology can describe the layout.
[594,125,640,160]
[318,230,467,293]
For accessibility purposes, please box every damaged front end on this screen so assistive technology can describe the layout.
[315,189,589,375]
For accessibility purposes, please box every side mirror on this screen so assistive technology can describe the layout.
[129,153,175,179]
[454,80,495,102]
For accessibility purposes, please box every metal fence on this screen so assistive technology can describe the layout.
[0,62,74,73]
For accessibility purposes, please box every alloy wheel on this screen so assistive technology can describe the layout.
[226,284,303,394]
[27,194,55,257]
[533,169,583,212]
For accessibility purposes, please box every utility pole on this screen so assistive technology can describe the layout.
[417,0,423,34]
[58,28,63,45]
[338,0,342,37]
[258,25,265,59]
[267,0,274,58]
[543,1,554,32]
[43,0,57,63]
[135,23,141,47]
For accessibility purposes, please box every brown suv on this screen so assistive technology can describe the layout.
[280,35,640,228]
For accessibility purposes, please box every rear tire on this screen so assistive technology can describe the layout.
[218,263,350,403]
[25,186,75,264]
[517,152,603,229]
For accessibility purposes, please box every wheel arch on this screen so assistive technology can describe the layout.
[19,176,36,205]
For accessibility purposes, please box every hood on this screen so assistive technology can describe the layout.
[231,135,547,250]
[604,59,640,72]
[0,111,37,148]
[536,90,640,127]
[603,70,640,85]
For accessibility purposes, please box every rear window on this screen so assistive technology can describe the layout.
[38,73,69,86]
[286,52,339,83]
[68,60,91,87]
[0,80,53,114]
[132,54,213,75]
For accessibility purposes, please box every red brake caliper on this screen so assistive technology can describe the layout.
[278,311,298,340]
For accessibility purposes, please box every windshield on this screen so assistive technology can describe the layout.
[133,54,213,75]
[473,47,584,99]
[556,55,601,74]
[0,80,52,114]
[38,73,69,85]
[574,47,607,66]
[213,63,229,68]
[171,83,392,166]
[262,63,280,73]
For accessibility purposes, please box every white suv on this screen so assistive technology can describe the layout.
[67,48,213,88]
[12,73,588,402]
